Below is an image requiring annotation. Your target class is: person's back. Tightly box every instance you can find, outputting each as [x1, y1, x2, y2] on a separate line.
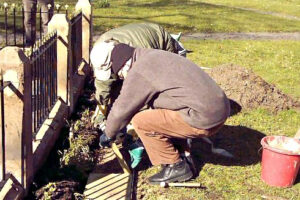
[97, 23, 177, 53]
[92, 23, 186, 107]
[105, 48, 230, 134]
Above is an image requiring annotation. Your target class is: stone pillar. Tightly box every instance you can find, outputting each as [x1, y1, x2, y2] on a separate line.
[0, 47, 33, 192]
[76, 0, 92, 65]
[48, 14, 71, 105]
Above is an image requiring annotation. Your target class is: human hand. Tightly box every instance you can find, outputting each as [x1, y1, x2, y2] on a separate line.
[99, 131, 113, 148]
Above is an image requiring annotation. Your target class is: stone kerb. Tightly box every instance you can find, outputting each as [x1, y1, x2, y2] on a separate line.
[48, 14, 71, 105]
[76, 0, 92, 65]
[0, 47, 33, 192]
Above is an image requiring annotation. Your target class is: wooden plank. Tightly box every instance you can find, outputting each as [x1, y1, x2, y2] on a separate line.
[111, 143, 131, 174]
[84, 173, 133, 200]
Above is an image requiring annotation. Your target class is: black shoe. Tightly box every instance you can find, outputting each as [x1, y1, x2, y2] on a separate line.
[185, 155, 197, 178]
[148, 159, 193, 184]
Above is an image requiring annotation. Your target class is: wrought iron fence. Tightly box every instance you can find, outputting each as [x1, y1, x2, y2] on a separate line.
[0, 3, 69, 49]
[30, 32, 58, 137]
[70, 12, 82, 74]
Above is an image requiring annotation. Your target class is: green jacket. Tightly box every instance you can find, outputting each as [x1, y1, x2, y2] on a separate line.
[96, 23, 177, 52]
[94, 23, 178, 105]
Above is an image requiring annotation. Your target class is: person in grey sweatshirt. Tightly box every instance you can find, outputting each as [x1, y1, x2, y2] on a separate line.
[92, 42, 230, 184]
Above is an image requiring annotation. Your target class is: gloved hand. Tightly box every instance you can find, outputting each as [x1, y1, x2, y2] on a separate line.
[128, 139, 144, 168]
[99, 131, 113, 148]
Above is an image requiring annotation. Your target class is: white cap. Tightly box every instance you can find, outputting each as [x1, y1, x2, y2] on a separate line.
[90, 41, 115, 81]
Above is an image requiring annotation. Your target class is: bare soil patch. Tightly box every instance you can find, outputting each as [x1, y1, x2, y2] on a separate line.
[206, 64, 300, 113]
[35, 181, 79, 200]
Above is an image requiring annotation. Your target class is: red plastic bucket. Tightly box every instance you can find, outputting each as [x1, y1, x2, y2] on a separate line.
[261, 136, 300, 187]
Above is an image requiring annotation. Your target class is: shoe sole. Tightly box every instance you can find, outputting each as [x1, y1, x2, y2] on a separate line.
[148, 171, 194, 185]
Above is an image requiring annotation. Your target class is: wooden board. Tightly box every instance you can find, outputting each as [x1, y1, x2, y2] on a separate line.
[84, 173, 133, 200]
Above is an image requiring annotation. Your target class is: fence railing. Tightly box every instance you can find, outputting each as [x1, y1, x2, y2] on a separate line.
[0, 3, 70, 49]
[70, 12, 82, 75]
[30, 32, 58, 137]
[0, 0, 91, 196]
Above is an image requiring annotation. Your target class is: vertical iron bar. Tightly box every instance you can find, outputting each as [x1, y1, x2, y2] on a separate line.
[49, 36, 53, 106]
[40, 42, 43, 122]
[45, 39, 49, 114]
[1, 72, 6, 181]
[42, 40, 46, 120]
[31, 54, 34, 135]
[13, 7, 16, 45]
[33, 49, 37, 134]
[22, 7, 25, 49]
[37, 46, 40, 128]
[54, 35, 57, 102]
[5, 7, 8, 46]
[39, 7, 42, 40]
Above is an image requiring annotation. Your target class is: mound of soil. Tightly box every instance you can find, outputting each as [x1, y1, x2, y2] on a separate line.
[206, 64, 300, 113]
[35, 181, 79, 200]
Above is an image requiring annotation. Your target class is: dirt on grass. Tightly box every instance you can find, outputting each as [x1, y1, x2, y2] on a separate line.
[206, 64, 300, 113]
[35, 181, 80, 200]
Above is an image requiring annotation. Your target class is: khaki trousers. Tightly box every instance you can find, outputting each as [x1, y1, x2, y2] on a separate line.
[132, 109, 224, 165]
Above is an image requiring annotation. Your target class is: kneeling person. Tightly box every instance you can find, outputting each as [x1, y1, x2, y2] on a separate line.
[94, 43, 230, 184]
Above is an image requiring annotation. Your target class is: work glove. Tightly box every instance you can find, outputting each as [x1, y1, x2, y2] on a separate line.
[99, 131, 113, 148]
[128, 139, 144, 168]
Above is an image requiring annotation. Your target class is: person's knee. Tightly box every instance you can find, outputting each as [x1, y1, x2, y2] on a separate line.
[132, 113, 144, 132]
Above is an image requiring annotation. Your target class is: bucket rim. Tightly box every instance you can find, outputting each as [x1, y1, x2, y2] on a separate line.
[261, 136, 300, 156]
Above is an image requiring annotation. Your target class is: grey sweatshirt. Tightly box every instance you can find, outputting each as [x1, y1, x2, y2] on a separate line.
[105, 48, 230, 138]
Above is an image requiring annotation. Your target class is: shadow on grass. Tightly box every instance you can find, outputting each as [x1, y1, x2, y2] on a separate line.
[92, 0, 299, 34]
[294, 173, 300, 185]
[191, 125, 266, 167]
[229, 99, 242, 116]
[92, 14, 196, 33]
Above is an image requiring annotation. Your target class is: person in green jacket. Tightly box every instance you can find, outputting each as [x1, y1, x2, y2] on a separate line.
[92, 23, 186, 108]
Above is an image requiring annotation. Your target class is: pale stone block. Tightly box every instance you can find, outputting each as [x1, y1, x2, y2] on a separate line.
[75, 0, 92, 65]
[0, 47, 33, 193]
[48, 14, 70, 104]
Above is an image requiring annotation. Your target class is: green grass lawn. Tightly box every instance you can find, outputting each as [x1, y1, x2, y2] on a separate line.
[1, 0, 300, 33]
[1, 0, 300, 199]
[184, 39, 300, 100]
[138, 108, 300, 200]
[91, 0, 300, 33]
[194, 0, 300, 18]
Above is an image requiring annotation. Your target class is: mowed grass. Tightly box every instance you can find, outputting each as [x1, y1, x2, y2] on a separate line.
[1, 0, 300, 199]
[184, 39, 300, 100]
[138, 108, 300, 199]
[194, 0, 300, 18]
[91, 0, 300, 33]
[1, 0, 300, 33]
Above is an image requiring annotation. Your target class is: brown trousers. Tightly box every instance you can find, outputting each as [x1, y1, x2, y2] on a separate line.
[132, 109, 224, 165]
